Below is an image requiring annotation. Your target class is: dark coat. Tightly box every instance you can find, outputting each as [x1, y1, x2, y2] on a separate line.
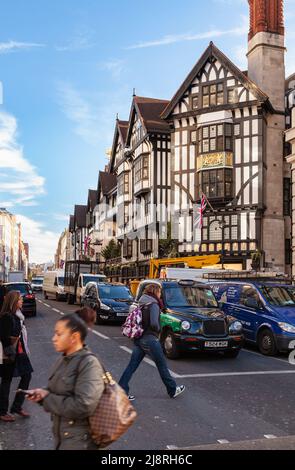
[0, 313, 33, 378]
[42, 347, 104, 450]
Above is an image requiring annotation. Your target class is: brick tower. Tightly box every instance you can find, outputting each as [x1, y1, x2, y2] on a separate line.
[247, 0, 287, 272]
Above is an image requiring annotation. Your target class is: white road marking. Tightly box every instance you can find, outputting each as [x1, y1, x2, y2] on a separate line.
[170, 370, 295, 379]
[52, 308, 60, 313]
[264, 435, 277, 439]
[119, 346, 179, 378]
[44, 304, 50, 308]
[166, 445, 178, 450]
[217, 439, 230, 444]
[91, 329, 110, 340]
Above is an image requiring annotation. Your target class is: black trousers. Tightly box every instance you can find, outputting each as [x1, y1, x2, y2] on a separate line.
[0, 364, 31, 415]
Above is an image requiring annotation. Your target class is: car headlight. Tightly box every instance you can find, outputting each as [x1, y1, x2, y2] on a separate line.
[101, 303, 111, 311]
[229, 321, 243, 334]
[181, 321, 191, 331]
[278, 322, 295, 333]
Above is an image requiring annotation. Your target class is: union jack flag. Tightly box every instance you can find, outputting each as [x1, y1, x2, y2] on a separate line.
[194, 194, 208, 229]
[84, 235, 91, 252]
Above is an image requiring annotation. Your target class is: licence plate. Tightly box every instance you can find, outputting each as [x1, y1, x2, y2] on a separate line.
[204, 341, 228, 348]
[116, 312, 128, 317]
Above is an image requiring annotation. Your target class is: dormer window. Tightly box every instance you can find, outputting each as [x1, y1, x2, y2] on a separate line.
[202, 83, 224, 108]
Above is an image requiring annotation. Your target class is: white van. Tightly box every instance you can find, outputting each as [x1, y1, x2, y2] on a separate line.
[75, 273, 107, 305]
[43, 271, 66, 301]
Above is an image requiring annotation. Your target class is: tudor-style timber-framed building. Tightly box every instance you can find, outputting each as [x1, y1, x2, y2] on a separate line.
[110, 97, 171, 280]
[161, 0, 291, 273]
[64, 0, 295, 278]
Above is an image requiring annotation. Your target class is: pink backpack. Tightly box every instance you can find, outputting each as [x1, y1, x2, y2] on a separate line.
[122, 305, 144, 339]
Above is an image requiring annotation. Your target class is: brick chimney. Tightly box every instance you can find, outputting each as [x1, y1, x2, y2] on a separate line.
[248, 0, 284, 40]
[247, 0, 285, 111]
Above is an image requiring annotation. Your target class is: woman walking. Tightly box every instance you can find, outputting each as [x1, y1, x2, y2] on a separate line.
[27, 308, 104, 450]
[119, 284, 185, 400]
[0, 291, 33, 422]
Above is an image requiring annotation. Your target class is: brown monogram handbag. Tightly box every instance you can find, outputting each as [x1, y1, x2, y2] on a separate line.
[79, 354, 137, 448]
[89, 369, 137, 448]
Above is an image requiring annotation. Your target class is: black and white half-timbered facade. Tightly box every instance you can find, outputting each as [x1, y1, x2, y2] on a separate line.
[161, 0, 291, 275]
[162, 42, 271, 270]
[111, 97, 171, 279]
[68, 0, 294, 276]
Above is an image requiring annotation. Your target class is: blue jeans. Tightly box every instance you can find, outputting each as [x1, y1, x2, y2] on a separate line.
[119, 335, 176, 397]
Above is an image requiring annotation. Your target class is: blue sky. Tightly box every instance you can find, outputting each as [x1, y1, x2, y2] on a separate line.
[0, 0, 295, 262]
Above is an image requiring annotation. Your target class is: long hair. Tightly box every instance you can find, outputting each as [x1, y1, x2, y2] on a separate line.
[0, 290, 21, 317]
[143, 284, 161, 297]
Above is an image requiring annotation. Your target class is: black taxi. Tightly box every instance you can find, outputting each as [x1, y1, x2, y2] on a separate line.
[135, 279, 244, 359]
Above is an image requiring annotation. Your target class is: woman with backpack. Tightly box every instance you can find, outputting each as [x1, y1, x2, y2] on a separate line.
[26, 308, 105, 450]
[0, 290, 33, 422]
[119, 284, 185, 400]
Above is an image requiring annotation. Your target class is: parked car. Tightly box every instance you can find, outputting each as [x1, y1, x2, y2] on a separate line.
[210, 281, 295, 356]
[43, 270, 66, 301]
[0, 282, 37, 317]
[134, 279, 244, 359]
[82, 282, 134, 324]
[31, 277, 44, 292]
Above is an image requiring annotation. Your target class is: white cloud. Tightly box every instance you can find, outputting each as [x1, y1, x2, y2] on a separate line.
[56, 28, 95, 52]
[99, 59, 125, 81]
[0, 41, 45, 54]
[0, 110, 45, 207]
[16, 214, 59, 264]
[56, 82, 128, 147]
[126, 16, 248, 49]
[53, 213, 69, 222]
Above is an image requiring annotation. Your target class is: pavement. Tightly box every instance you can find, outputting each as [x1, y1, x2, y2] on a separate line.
[1, 294, 295, 451]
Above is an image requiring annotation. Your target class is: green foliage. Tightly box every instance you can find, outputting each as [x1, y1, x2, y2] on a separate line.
[101, 239, 121, 260]
[158, 222, 179, 258]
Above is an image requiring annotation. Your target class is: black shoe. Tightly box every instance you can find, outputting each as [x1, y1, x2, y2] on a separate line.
[171, 385, 185, 398]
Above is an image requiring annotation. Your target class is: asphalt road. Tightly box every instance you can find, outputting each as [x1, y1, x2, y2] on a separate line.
[1, 294, 295, 451]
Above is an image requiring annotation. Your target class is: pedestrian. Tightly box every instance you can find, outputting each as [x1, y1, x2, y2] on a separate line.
[26, 307, 105, 450]
[0, 290, 33, 422]
[119, 284, 185, 400]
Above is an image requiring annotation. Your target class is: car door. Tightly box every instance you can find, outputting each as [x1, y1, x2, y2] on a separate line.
[230, 285, 263, 341]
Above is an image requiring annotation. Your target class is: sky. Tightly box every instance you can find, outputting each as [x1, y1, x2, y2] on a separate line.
[0, 0, 295, 263]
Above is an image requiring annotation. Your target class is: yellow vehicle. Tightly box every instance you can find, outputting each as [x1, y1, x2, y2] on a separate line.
[129, 254, 221, 296]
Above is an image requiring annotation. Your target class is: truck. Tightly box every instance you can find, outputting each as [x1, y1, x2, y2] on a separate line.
[64, 261, 107, 305]
[129, 254, 221, 296]
[8, 271, 25, 283]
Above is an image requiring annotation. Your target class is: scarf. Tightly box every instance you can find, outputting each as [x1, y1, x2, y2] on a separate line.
[15, 309, 30, 356]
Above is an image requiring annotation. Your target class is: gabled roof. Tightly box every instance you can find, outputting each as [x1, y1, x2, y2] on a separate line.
[110, 119, 129, 172]
[87, 189, 98, 212]
[97, 171, 117, 198]
[69, 215, 75, 232]
[74, 205, 87, 228]
[161, 42, 269, 119]
[126, 96, 170, 145]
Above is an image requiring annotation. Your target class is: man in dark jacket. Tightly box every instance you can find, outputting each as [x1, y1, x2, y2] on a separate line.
[119, 284, 185, 400]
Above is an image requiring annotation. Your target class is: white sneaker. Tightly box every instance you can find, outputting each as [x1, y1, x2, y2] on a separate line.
[172, 385, 185, 398]
[128, 395, 135, 401]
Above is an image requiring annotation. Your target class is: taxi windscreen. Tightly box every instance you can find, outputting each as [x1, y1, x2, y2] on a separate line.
[163, 285, 218, 308]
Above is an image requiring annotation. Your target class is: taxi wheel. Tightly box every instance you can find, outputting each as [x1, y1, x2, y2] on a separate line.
[258, 329, 277, 356]
[162, 331, 180, 359]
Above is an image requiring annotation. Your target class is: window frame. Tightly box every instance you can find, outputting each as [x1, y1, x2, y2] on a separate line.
[198, 123, 233, 154]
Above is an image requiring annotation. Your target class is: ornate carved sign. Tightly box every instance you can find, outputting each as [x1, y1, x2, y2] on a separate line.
[197, 152, 233, 171]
